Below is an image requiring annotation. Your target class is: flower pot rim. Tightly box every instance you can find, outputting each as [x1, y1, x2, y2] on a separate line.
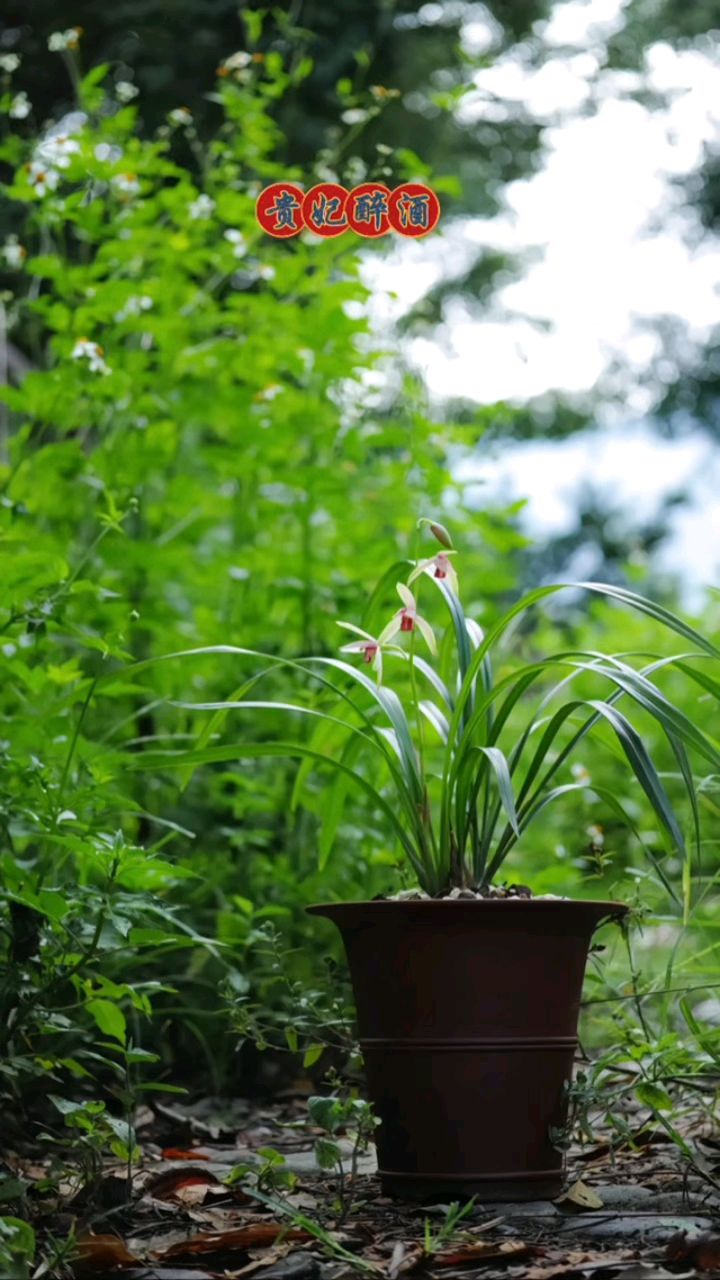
[307, 896, 627, 917]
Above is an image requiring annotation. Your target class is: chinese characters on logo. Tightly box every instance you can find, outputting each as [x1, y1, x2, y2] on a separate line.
[345, 183, 392, 237]
[388, 183, 441, 237]
[302, 183, 348, 237]
[256, 182, 440, 238]
[255, 183, 305, 238]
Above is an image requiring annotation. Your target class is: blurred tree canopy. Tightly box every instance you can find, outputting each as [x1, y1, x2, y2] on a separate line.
[5, 0, 548, 215]
[3, 0, 719, 584]
[606, 0, 720, 440]
[6, 0, 718, 423]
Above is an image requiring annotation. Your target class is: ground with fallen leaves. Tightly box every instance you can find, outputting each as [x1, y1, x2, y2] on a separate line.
[7, 1091, 720, 1279]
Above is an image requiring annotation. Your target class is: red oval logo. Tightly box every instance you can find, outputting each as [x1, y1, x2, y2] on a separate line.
[346, 183, 392, 238]
[388, 183, 441, 238]
[255, 183, 305, 238]
[302, 183, 349, 238]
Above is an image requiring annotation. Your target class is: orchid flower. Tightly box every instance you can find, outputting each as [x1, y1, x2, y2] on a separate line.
[408, 549, 459, 596]
[379, 584, 437, 655]
[337, 621, 385, 682]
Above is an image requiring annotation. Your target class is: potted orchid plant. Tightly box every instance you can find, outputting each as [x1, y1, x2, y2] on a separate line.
[169, 518, 720, 1200]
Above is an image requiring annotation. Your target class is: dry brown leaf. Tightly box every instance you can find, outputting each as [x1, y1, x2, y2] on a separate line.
[434, 1238, 537, 1268]
[555, 1180, 605, 1211]
[118, 1270, 221, 1279]
[575, 1142, 612, 1162]
[15, 1162, 48, 1181]
[73, 1232, 140, 1270]
[285, 1190, 321, 1212]
[577, 1126, 670, 1163]
[666, 1232, 720, 1272]
[387, 1241, 425, 1277]
[147, 1166, 221, 1203]
[228, 1242, 296, 1277]
[161, 1147, 211, 1160]
[153, 1223, 311, 1260]
[467, 1216, 506, 1236]
[185, 1204, 250, 1230]
[173, 1182, 224, 1207]
[524, 1249, 639, 1279]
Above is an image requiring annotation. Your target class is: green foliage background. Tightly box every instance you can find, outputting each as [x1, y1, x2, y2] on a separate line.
[0, 40, 535, 1103]
[0, 14, 719, 1269]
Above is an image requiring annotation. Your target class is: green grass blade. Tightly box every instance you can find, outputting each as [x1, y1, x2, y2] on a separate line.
[587, 699, 687, 858]
[474, 746, 519, 837]
[390, 649, 455, 710]
[419, 699, 450, 743]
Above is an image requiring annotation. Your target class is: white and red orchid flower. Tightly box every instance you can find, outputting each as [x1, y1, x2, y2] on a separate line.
[337, 621, 385, 682]
[380, 584, 437, 655]
[408, 549, 459, 596]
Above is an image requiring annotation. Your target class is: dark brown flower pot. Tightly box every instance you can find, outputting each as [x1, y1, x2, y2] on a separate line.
[307, 898, 626, 1202]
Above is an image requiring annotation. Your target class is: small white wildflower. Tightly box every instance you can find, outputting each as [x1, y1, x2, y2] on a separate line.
[571, 763, 591, 784]
[9, 91, 31, 119]
[586, 823, 605, 848]
[2, 643, 17, 658]
[224, 228, 247, 258]
[0, 54, 20, 73]
[3, 235, 26, 269]
[26, 161, 60, 196]
[114, 295, 153, 322]
[49, 110, 86, 137]
[218, 51, 252, 75]
[48, 28, 82, 52]
[72, 337, 111, 375]
[257, 383, 283, 401]
[189, 193, 215, 220]
[341, 107, 368, 125]
[257, 264, 275, 281]
[35, 133, 80, 169]
[112, 172, 140, 197]
[115, 80, 139, 102]
[94, 142, 122, 163]
[346, 156, 368, 183]
[168, 107, 192, 127]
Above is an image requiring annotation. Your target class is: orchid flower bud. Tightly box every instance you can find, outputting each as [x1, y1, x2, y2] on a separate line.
[429, 521, 453, 549]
